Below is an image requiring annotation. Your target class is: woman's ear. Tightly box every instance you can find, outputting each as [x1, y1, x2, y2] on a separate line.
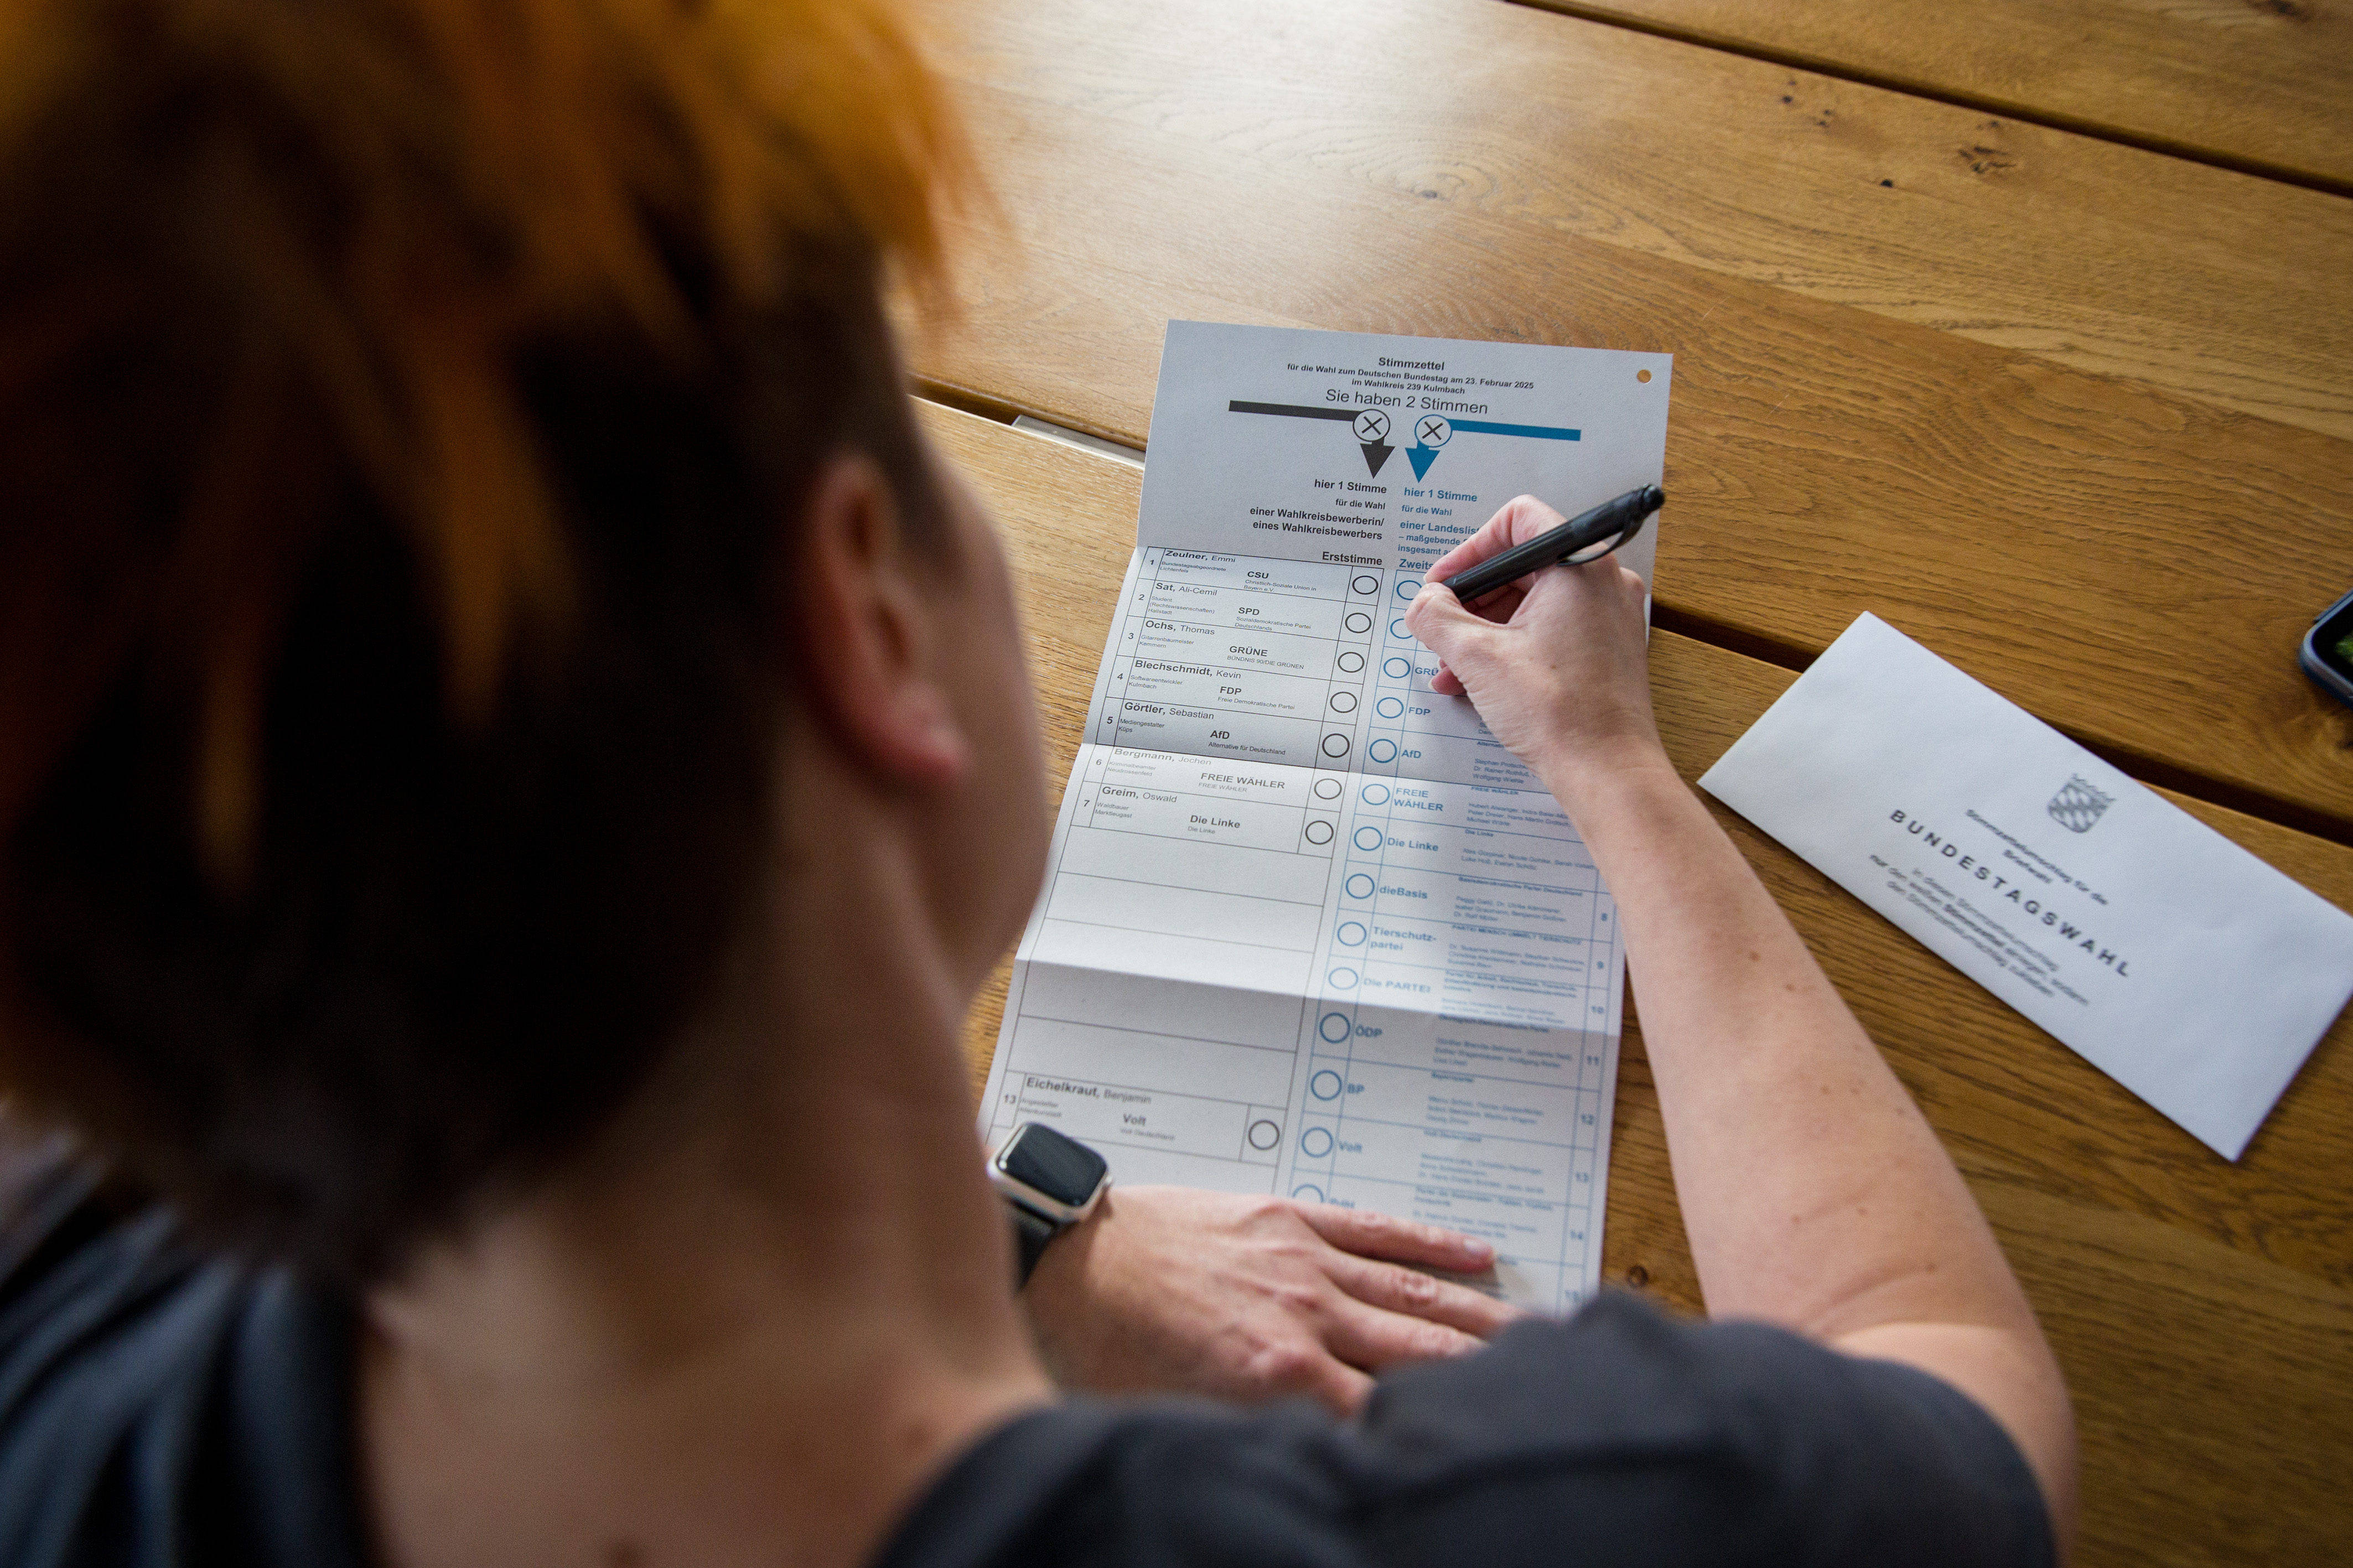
[788, 454, 970, 788]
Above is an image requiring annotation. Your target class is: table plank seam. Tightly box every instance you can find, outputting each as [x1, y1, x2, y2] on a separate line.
[1645, 601, 2353, 854]
[1510, 0, 2353, 201]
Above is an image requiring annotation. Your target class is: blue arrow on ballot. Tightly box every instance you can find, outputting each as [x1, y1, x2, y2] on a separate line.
[1406, 413, 1580, 479]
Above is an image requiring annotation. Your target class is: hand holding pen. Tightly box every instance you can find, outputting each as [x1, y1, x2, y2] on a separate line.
[1438, 484, 1663, 604]
[1404, 487, 1668, 782]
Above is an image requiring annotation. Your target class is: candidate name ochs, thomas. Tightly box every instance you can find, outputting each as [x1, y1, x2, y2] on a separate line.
[1889, 809, 2132, 978]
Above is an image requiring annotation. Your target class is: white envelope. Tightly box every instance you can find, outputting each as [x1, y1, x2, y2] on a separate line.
[1699, 612, 2353, 1160]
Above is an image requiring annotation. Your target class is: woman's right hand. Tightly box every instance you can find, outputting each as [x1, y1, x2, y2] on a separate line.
[1404, 494, 1667, 792]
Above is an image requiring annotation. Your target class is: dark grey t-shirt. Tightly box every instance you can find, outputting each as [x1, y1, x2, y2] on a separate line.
[0, 1145, 2051, 1568]
[878, 1297, 2054, 1568]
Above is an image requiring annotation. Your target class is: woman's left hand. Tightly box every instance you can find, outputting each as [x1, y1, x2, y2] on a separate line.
[1020, 1185, 1520, 1416]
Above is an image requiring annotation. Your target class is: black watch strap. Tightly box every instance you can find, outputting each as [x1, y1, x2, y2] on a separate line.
[1007, 1200, 1060, 1289]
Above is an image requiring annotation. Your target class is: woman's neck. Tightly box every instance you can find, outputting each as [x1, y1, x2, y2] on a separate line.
[357, 790, 1051, 1568]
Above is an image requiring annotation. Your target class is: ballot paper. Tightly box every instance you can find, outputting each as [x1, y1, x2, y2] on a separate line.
[1700, 613, 2353, 1160]
[977, 321, 1671, 1313]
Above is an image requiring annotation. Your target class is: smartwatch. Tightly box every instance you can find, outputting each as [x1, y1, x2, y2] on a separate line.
[988, 1122, 1111, 1289]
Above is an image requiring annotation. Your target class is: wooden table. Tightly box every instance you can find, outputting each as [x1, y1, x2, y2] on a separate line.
[907, 4, 2353, 1560]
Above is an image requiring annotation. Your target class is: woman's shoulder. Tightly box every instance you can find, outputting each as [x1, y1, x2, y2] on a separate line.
[0, 1120, 366, 1568]
[875, 1291, 2054, 1568]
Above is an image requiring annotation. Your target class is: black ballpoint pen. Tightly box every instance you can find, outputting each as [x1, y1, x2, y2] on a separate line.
[1438, 484, 1665, 603]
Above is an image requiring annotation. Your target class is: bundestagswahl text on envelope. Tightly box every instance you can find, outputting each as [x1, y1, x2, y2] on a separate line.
[1699, 613, 2353, 1160]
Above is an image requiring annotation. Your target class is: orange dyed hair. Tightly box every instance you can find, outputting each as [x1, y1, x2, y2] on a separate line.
[0, 0, 958, 873]
[0, 0, 966, 1278]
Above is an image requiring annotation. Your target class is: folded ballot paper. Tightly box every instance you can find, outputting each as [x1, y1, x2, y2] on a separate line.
[977, 321, 1671, 1315]
[1699, 613, 2353, 1160]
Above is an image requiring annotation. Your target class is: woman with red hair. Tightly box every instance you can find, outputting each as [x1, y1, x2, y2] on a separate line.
[0, 2, 2070, 1564]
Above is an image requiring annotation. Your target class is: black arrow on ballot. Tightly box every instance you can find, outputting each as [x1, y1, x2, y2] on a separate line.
[1228, 400, 1396, 479]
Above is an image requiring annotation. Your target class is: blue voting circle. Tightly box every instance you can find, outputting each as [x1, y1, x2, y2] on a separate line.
[1395, 579, 1422, 600]
[1310, 1067, 1345, 1095]
[1389, 618, 1408, 639]
[1383, 656, 1412, 679]
[1317, 1016, 1351, 1046]
[1291, 1183, 1326, 1202]
[1336, 921, 1367, 946]
[1352, 825, 1385, 852]
[1360, 783, 1390, 804]
[1327, 967, 1359, 989]
[1344, 874, 1375, 899]
[1368, 739, 1398, 764]
[1376, 696, 1404, 719]
[1300, 1126, 1334, 1159]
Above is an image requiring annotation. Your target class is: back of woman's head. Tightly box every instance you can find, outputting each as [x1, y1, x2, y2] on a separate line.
[0, 0, 960, 1282]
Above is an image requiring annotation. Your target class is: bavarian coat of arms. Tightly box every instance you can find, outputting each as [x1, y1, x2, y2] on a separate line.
[2047, 775, 2113, 834]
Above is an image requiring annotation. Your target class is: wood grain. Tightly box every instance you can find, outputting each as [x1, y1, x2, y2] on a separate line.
[1526, 0, 2353, 194]
[893, 0, 2353, 836]
[906, 0, 2353, 439]
[927, 399, 2353, 1567]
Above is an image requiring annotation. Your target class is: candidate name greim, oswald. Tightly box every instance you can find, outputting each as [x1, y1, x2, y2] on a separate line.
[1890, 809, 2130, 978]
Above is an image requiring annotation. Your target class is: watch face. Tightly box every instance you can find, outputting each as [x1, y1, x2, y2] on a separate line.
[999, 1124, 1108, 1208]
